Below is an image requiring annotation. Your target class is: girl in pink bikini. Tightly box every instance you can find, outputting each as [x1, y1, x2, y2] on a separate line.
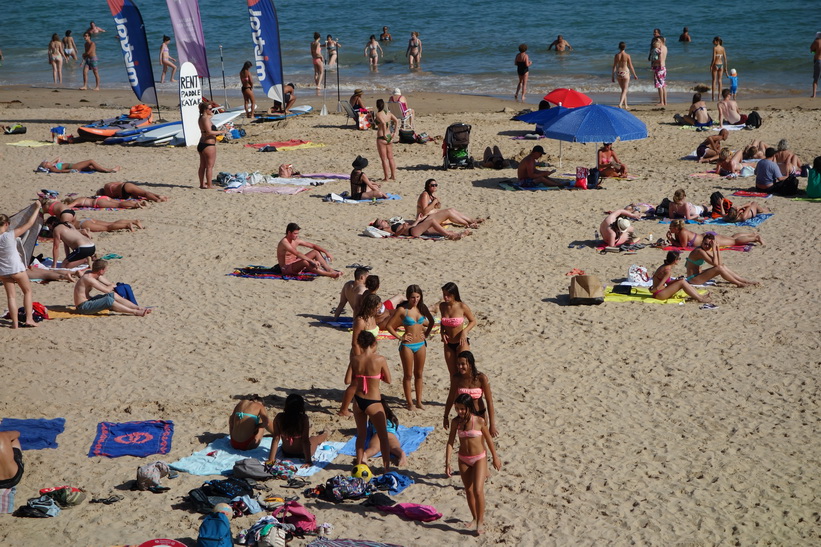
[267, 394, 328, 467]
[443, 351, 497, 437]
[439, 282, 477, 376]
[445, 393, 502, 536]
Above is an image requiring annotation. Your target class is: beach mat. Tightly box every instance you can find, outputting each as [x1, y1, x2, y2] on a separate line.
[6, 140, 53, 147]
[225, 185, 307, 195]
[689, 171, 723, 178]
[170, 436, 344, 477]
[307, 540, 404, 547]
[657, 213, 772, 228]
[792, 197, 821, 202]
[9, 203, 42, 267]
[498, 181, 566, 191]
[604, 286, 704, 304]
[47, 305, 110, 318]
[339, 426, 434, 459]
[662, 244, 752, 252]
[88, 420, 174, 458]
[0, 418, 65, 450]
[326, 193, 402, 203]
[732, 191, 772, 198]
[320, 317, 440, 339]
[228, 266, 317, 281]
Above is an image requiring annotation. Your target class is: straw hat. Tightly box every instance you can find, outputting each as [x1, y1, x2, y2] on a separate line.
[354, 89, 363, 96]
[352, 156, 369, 169]
[616, 217, 631, 231]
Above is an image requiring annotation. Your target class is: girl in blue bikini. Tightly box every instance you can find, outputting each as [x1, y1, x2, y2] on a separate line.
[386, 285, 435, 411]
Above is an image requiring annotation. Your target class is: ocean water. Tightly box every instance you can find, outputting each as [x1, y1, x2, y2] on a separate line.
[1, 0, 819, 104]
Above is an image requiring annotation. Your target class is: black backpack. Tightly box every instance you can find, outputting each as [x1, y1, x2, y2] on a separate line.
[185, 488, 231, 514]
[746, 111, 762, 129]
[205, 477, 254, 499]
[655, 197, 672, 218]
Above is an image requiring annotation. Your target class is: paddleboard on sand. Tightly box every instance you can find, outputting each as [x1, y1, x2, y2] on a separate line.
[134, 110, 243, 145]
[254, 105, 312, 122]
[77, 115, 152, 141]
[101, 121, 182, 145]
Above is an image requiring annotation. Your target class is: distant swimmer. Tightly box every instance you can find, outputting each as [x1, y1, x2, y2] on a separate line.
[679, 27, 691, 43]
[85, 21, 106, 35]
[548, 35, 572, 52]
[811, 31, 821, 98]
[380, 26, 392, 42]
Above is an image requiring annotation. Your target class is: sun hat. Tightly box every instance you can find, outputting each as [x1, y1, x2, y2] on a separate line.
[616, 217, 631, 231]
[352, 156, 369, 169]
[392, 88, 401, 96]
[354, 89, 363, 96]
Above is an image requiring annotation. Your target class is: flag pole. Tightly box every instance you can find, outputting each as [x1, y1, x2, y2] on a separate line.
[219, 45, 229, 108]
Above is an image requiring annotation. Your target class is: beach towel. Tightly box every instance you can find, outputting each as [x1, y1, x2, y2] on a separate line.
[658, 213, 772, 228]
[372, 472, 414, 496]
[325, 193, 401, 203]
[6, 140, 53, 147]
[225, 186, 307, 195]
[0, 418, 65, 450]
[662, 244, 752, 252]
[732, 190, 772, 198]
[604, 286, 705, 304]
[689, 170, 723, 178]
[0, 488, 14, 513]
[376, 503, 442, 522]
[300, 173, 350, 180]
[340, 426, 434, 459]
[563, 172, 637, 181]
[228, 266, 317, 281]
[712, 124, 746, 131]
[498, 180, 569, 191]
[320, 317, 439, 339]
[46, 306, 110, 318]
[245, 139, 312, 149]
[169, 436, 345, 477]
[307, 540, 404, 547]
[88, 420, 174, 458]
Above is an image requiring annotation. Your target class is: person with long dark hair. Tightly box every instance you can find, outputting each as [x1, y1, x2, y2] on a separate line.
[439, 282, 477, 376]
[650, 251, 712, 303]
[364, 398, 408, 466]
[386, 285, 435, 411]
[267, 394, 329, 466]
[197, 102, 224, 189]
[444, 351, 497, 437]
[240, 61, 256, 118]
[416, 179, 484, 226]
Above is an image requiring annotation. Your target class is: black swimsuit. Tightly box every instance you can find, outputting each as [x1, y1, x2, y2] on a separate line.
[0, 448, 24, 489]
[197, 124, 218, 153]
[351, 170, 366, 200]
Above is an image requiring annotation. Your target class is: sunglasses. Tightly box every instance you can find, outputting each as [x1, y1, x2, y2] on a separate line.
[429, 183, 438, 187]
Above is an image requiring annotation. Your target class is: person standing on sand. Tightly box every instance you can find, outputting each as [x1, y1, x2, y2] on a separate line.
[0, 208, 40, 329]
[651, 36, 668, 106]
[80, 32, 100, 91]
[197, 102, 224, 189]
[48, 33, 65, 85]
[811, 32, 821, 98]
[374, 99, 398, 181]
[514, 44, 531, 102]
[613, 42, 638, 109]
[311, 32, 324, 89]
[159, 35, 177, 83]
[62, 31, 77, 61]
[240, 61, 256, 118]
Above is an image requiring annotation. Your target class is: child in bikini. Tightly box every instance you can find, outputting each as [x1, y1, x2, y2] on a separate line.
[267, 394, 329, 467]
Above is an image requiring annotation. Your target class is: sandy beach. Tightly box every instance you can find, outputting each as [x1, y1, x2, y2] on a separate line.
[1, 83, 820, 546]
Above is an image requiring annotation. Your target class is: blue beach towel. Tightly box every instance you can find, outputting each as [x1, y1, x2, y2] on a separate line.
[354, 193, 401, 203]
[88, 420, 174, 458]
[0, 418, 65, 450]
[170, 436, 345, 477]
[340, 425, 434, 458]
[372, 471, 414, 495]
[657, 213, 772, 228]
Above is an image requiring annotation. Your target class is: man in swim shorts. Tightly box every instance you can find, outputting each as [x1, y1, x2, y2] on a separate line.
[811, 31, 821, 98]
[334, 267, 370, 318]
[0, 431, 24, 495]
[517, 146, 564, 187]
[73, 259, 151, 316]
[80, 32, 100, 91]
[276, 223, 341, 278]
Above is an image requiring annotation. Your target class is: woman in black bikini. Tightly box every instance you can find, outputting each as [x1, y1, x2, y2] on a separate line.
[197, 102, 224, 189]
[514, 44, 531, 102]
[240, 61, 255, 118]
[374, 99, 398, 182]
[350, 156, 387, 200]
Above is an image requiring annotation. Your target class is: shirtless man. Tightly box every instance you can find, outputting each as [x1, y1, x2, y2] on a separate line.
[548, 35, 572, 52]
[333, 267, 370, 318]
[73, 259, 151, 316]
[0, 431, 24, 492]
[679, 27, 691, 43]
[276, 223, 341, 278]
[80, 32, 100, 91]
[85, 21, 106, 35]
[811, 32, 821, 98]
[229, 396, 271, 450]
[717, 89, 747, 125]
[517, 145, 562, 187]
[62, 30, 78, 61]
[599, 209, 642, 247]
[47, 216, 95, 269]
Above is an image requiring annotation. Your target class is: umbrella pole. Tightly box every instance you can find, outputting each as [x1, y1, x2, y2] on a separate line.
[559, 141, 563, 169]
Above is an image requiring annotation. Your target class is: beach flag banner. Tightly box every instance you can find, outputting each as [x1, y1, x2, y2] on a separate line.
[179, 62, 202, 147]
[107, 0, 158, 105]
[165, 0, 210, 78]
[247, 0, 284, 103]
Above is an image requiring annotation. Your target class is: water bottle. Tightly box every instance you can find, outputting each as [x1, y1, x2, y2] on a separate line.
[594, 230, 599, 241]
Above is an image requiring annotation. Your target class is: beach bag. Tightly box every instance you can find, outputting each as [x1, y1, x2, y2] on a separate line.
[399, 129, 416, 144]
[415, 132, 431, 144]
[271, 501, 317, 533]
[745, 111, 762, 129]
[258, 525, 288, 547]
[205, 477, 254, 500]
[807, 168, 821, 198]
[739, 165, 755, 178]
[323, 475, 369, 502]
[262, 460, 297, 480]
[655, 197, 672, 218]
[569, 275, 604, 305]
[196, 511, 232, 547]
[587, 168, 600, 189]
[4, 124, 26, 134]
[41, 486, 86, 507]
[114, 283, 137, 305]
[26, 495, 61, 517]
[186, 488, 229, 514]
[233, 458, 274, 480]
[575, 167, 589, 189]
[128, 104, 152, 119]
[357, 111, 372, 130]
[627, 265, 650, 284]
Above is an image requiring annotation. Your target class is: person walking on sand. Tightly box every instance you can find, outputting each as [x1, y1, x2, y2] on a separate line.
[514, 44, 531, 101]
[651, 36, 668, 106]
[159, 35, 177, 83]
[811, 32, 821, 98]
[0, 208, 40, 328]
[311, 32, 324, 89]
[48, 34, 65, 84]
[277, 222, 341, 278]
[613, 42, 638, 109]
[710, 36, 728, 101]
[80, 32, 100, 91]
[62, 30, 77, 61]
[374, 99, 398, 182]
[73, 259, 152, 316]
[240, 61, 256, 118]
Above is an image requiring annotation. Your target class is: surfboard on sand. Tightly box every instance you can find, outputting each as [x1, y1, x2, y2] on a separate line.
[9, 203, 43, 266]
[254, 105, 312, 122]
[133, 110, 243, 146]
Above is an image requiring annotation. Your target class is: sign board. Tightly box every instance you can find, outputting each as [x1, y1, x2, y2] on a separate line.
[179, 62, 202, 147]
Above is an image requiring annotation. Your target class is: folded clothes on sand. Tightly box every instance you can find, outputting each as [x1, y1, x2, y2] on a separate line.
[0, 418, 65, 450]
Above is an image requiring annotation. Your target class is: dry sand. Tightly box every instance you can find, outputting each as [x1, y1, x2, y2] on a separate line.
[1, 84, 820, 546]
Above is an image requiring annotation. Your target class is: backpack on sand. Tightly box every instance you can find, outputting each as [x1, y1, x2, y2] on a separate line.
[745, 111, 762, 129]
[196, 512, 232, 547]
[271, 501, 317, 534]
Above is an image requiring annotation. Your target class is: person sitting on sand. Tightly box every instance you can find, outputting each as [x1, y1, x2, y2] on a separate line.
[650, 251, 712, 303]
[685, 233, 758, 287]
[668, 189, 708, 220]
[774, 139, 803, 176]
[517, 145, 562, 187]
[96, 181, 167, 202]
[677, 93, 713, 127]
[267, 394, 329, 467]
[696, 129, 729, 163]
[276, 222, 341, 278]
[416, 178, 484, 226]
[46, 216, 96, 269]
[73, 259, 152, 316]
[1, 209, 40, 329]
[443, 350, 498, 438]
[371, 209, 472, 240]
[599, 209, 642, 246]
[717, 89, 748, 126]
[716, 147, 744, 176]
[350, 156, 388, 200]
[361, 274, 404, 329]
[480, 146, 508, 169]
[597, 142, 628, 178]
[229, 395, 271, 450]
[37, 158, 120, 174]
[667, 219, 764, 248]
[742, 139, 769, 160]
[723, 202, 770, 223]
[0, 430, 24, 489]
[363, 398, 408, 467]
[59, 209, 144, 233]
[26, 263, 78, 283]
[333, 267, 370, 318]
[755, 147, 798, 195]
[269, 83, 296, 114]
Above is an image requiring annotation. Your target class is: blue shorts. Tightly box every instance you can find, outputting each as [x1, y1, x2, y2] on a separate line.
[76, 292, 115, 314]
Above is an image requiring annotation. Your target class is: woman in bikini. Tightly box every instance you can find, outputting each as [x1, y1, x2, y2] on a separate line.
[710, 37, 728, 101]
[240, 61, 256, 118]
[326, 35, 340, 68]
[158, 35, 177, 83]
[406, 32, 422, 69]
[723, 202, 770, 223]
[597, 142, 628, 178]
[58, 209, 144, 233]
[685, 233, 758, 287]
[445, 393, 502, 536]
[363, 398, 407, 466]
[229, 395, 270, 451]
[62, 31, 77, 61]
[650, 251, 711, 303]
[197, 102, 224, 189]
[364, 35, 383, 70]
[668, 189, 708, 220]
[346, 330, 392, 471]
[417, 179, 484, 226]
[350, 156, 387, 200]
[371, 209, 472, 240]
[386, 285, 435, 411]
[514, 44, 531, 102]
[311, 32, 324, 89]
[716, 147, 744, 176]
[612, 42, 638, 109]
[681, 92, 713, 128]
[439, 282, 477, 377]
[667, 219, 764, 248]
[374, 99, 398, 181]
[96, 181, 167, 202]
[38, 158, 119, 174]
[742, 140, 769, 160]
[40, 196, 145, 217]
[444, 351, 497, 437]
[48, 33, 65, 84]
[267, 394, 329, 466]
[339, 294, 383, 416]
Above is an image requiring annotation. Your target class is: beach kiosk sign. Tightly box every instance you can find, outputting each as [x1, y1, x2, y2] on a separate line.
[179, 62, 202, 147]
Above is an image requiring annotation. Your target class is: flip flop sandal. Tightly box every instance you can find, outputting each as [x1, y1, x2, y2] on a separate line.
[148, 485, 171, 493]
[90, 495, 124, 505]
[283, 478, 309, 489]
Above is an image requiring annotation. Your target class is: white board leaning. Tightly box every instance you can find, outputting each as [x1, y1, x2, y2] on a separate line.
[179, 62, 202, 147]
